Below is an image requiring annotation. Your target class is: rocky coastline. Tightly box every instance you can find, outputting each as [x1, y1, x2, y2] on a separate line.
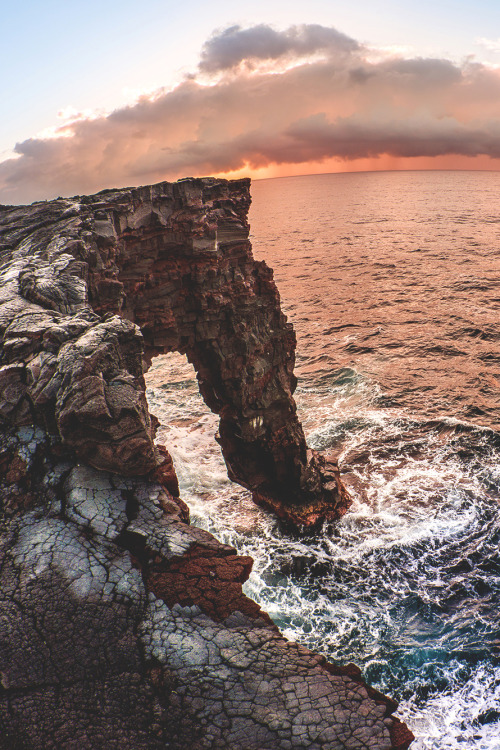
[0, 177, 413, 749]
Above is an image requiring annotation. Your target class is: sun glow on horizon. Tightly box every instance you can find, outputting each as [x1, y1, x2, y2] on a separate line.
[216, 154, 500, 184]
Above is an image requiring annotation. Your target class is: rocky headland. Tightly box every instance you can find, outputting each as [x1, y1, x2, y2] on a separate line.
[0, 178, 413, 749]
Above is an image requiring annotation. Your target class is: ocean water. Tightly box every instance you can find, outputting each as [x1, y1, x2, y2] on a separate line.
[145, 171, 500, 749]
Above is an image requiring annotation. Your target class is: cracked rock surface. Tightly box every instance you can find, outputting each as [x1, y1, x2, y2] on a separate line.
[0, 179, 413, 748]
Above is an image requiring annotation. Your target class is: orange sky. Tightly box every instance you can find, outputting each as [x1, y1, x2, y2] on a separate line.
[222, 154, 500, 182]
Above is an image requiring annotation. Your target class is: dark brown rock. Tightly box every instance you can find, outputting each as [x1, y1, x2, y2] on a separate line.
[1, 177, 350, 525]
[145, 544, 269, 622]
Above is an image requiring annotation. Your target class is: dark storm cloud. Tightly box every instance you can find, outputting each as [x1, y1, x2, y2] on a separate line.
[286, 113, 500, 159]
[2, 23, 500, 204]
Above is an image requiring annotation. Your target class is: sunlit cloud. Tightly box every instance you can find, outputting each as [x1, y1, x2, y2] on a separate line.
[476, 37, 500, 53]
[121, 85, 172, 105]
[362, 44, 417, 65]
[3, 23, 500, 204]
[34, 106, 106, 141]
[198, 23, 360, 73]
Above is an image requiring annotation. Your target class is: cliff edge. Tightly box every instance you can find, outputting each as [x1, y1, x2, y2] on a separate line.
[0, 178, 413, 749]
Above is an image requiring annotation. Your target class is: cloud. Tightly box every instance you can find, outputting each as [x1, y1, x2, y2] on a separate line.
[198, 23, 360, 72]
[3, 23, 500, 204]
[476, 37, 500, 53]
[286, 112, 500, 160]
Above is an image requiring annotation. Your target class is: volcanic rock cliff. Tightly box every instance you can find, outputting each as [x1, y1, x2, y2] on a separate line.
[0, 178, 413, 749]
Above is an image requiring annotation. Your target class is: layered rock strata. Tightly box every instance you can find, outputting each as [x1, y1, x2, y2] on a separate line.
[0, 179, 413, 749]
[1, 177, 349, 526]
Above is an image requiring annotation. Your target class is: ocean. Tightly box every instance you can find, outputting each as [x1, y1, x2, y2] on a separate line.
[145, 170, 500, 749]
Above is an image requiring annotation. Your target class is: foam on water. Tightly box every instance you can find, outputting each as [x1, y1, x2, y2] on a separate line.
[146, 350, 500, 750]
[398, 665, 500, 750]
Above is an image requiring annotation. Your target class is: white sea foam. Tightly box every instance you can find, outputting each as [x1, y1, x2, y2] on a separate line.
[398, 665, 500, 750]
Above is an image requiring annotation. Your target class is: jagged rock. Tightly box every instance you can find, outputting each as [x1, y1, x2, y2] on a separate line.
[1, 177, 350, 526]
[0, 179, 413, 749]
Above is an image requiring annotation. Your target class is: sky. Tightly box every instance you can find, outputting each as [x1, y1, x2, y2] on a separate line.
[2, 0, 500, 203]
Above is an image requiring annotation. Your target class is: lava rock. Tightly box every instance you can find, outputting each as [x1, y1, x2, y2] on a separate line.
[0, 178, 413, 749]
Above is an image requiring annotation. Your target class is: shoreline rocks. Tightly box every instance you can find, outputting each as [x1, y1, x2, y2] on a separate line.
[0, 178, 413, 749]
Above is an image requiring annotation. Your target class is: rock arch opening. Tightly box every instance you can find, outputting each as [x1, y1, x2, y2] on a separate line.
[145, 351, 226, 497]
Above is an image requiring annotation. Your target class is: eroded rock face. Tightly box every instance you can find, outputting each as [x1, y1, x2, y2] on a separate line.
[0, 179, 413, 749]
[0, 177, 350, 526]
[0, 429, 412, 750]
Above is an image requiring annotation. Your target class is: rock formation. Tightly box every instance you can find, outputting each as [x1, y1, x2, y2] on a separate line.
[0, 178, 413, 749]
[1, 177, 350, 527]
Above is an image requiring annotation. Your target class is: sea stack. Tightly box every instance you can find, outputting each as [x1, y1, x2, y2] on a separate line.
[0, 178, 412, 749]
